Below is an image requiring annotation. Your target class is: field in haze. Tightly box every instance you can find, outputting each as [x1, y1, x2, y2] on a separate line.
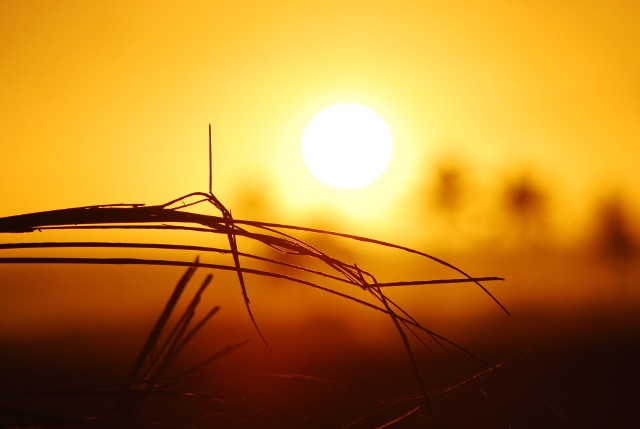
[1, 232, 638, 427]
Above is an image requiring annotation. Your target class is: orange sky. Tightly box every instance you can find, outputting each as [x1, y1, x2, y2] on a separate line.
[1, 0, 639, 243]
[2, 6, 640, 406]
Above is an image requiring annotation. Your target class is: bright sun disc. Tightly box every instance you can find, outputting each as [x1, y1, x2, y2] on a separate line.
[301, 103, 393, 190]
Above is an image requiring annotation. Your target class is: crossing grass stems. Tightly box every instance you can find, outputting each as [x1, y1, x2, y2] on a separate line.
[0, 126, 579, 428]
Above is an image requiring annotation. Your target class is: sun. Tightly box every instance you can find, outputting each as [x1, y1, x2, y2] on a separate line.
[301, 103, 393, 190]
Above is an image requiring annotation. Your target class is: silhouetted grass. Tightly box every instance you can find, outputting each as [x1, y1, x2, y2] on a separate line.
[0, 264, 348, 427]
[0, 126, 579, 428]
[0, 192, 580, 428]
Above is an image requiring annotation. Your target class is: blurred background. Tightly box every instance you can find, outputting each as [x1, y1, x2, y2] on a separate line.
[1, 1, 639, 427]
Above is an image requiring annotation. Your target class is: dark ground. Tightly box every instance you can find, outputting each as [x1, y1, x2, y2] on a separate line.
[1, 305, 638, 429]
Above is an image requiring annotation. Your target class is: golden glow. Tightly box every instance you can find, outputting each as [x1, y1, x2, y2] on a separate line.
[301, 103, 393, 190]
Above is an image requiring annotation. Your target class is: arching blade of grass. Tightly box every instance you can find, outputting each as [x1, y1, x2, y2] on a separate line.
[0, 193, 507, 314]
[0, 255, 496, 335]
[0, 241, 502, 289]
[0, 192, 553, 427]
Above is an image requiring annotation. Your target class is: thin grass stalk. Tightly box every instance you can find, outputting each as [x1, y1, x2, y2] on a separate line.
[114, 262, 197, 417]
[0, 194, 508, 314]
[143, 275, 215, 382]
[149, 305, 221, 385]
[168, 305, 220, 366]
[370, 285, 435, 428]
[151, 306, 224, 392]
[181, 339, 252, 378]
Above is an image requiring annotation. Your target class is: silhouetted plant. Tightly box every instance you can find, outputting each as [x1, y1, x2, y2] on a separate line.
[0, 127, 580, 428]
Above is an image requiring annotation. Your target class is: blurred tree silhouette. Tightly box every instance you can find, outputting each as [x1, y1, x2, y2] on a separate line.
[500, 173, 549, 247]
[591, 194, 637, 261]
[433, 161, 466, 213]
[427, 158, 474, 231]
[418, 157, 477, 249]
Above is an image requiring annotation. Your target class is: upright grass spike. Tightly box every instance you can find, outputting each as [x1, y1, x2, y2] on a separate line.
[114, 259, 197, 417]
[208, 124, 213, 195]
[141, 274, 217, 383]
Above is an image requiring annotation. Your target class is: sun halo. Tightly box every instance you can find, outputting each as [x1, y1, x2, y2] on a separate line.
[301, 103, 393, 190]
